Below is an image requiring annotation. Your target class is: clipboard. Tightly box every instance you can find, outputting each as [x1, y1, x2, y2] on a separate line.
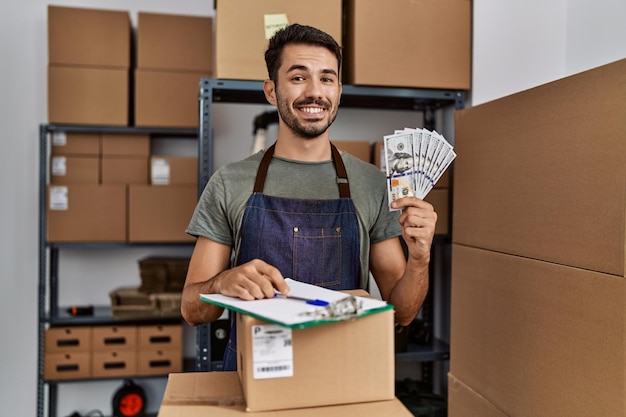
[200, 278, 393, 329]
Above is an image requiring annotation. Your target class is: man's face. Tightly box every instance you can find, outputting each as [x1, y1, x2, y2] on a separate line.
[272, 44, 342, 139]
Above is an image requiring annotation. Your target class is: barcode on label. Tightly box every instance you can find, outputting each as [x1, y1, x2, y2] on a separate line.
[255, 364, 291, 373]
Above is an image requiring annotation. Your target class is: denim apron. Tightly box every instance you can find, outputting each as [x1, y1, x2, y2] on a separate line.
[221, 143, 361, 370]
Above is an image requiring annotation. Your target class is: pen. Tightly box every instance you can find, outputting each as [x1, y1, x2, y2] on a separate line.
[274, 292, 330, 307]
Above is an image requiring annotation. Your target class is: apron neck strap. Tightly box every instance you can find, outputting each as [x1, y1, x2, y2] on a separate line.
[253, 142, 351, 198]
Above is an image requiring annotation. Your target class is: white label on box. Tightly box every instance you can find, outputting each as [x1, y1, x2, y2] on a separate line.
[51, 156, 67, 176]
[49, 186, 69, 211]
[52, 132, 67, 146]
[151, 158, 170, 185]
[264, 14, 289, 40]
[251, 324, 293, 379]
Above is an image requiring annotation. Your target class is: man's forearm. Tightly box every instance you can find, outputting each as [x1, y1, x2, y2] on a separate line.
[388, 258, 429, 326]
[181, 281, 224, 326]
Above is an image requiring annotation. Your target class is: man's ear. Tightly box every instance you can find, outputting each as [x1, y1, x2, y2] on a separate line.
[263, 79, 277, 105]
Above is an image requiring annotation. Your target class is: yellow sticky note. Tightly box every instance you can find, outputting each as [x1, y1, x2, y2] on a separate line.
[264, 14, 289, 39]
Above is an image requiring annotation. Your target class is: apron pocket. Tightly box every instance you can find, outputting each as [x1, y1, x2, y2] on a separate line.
[292, 226, 342, 288]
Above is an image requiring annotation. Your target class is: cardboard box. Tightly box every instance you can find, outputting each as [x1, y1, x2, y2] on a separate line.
[137, 349, 182, 376]
[101, 134, 150, 157]
[101, 157, 149, 185]
[158, 371, 414, 416]
[453, 58, 626, 276]
[49, 156, 100, 184]
[48, 66, 129, 126]
[138, 325, 182, 349]
[128, 185, 197, 242]
[151, 156, 198, 186]
[449, 245, 626, 417]
[448, 374, 509, 417]
[344, 0, 471, 89]
[92, 326, 137, 351]
[137, 12, 213, 72]
[50, 132, 100, 156]
[333, 140, 371, 163]
[47, 184, 126, 242]
[48, 5, 130, 68]
[215, 0, 342, 80]
[424, 188, 449, 236]
[237, 309, 395, 411]
[45, 327, 92, 353]
[91, 350, 137, 378]
[44, 352, 91, 380]
[134, 69, 207, 128]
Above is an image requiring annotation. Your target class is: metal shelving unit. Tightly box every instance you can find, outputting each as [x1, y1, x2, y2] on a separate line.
[37, 124, 198, 417]
[195, 78, 465, 379]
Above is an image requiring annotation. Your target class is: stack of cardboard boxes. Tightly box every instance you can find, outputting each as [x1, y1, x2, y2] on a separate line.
[449, 59, 626, 416]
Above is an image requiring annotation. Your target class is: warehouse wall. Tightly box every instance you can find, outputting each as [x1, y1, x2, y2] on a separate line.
[0, 0, 624, 416]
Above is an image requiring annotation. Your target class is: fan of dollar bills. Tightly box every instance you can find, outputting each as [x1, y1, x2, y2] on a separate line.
[384, 128, 456, 209]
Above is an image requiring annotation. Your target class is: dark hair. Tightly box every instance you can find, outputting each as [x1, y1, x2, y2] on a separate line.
[264, 23, 342, 82]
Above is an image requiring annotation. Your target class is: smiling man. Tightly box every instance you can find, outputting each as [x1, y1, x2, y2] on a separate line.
[181, 24, 437, 371]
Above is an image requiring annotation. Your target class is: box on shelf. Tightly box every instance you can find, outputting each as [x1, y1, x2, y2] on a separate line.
[101, 157, 149, 185]
[215, 0, 342, 80]
[333, 140, 371, 163]
[44, 352, 91, 380]
[47, 184, 126, 242]
[48, 66, 129, 126]
[138, 324, 182, 350]
[48, 5, 131, 68]
[92, 326, 137, 351]
[49, 156, 100, 185]
[344, 0, 471, 89]
[137, 12, 213, 72]
[128, 185, 197, 243]
[237, 308, 395, 412]
[448, 373, 509, 417]
[109, 287, 182, 319]
[138, 256, 190, 293]
[45, 327, 92, 353]
[150, 156, 198, 186]
[134, 69, 207, 128]
[50, 132, 100, 156]
[101, 134, 150, 157]
[158, 372, 414, 416]
[137, 349, 182, 376]
[91, 350, 137, 378]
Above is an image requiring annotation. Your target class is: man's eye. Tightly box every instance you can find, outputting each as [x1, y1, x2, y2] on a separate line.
[292, 76, 305, 82]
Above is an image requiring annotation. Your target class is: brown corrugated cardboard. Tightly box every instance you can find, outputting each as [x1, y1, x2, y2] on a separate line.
[49, 156, 100, 184]
[101, 134, 150, 157]
[344, 0, 471, 89]
[447, 374, 509, 417]
[128, 185, 197, 243]
[424, 188, 449, 236]
[44, 352, 91, 380]
[91, 350, 137, 378]
[138, 325, 183, 349]
[50, 132, 100, 156]
[453, 58, 626, 276]
[135, 69, 207, 128]
[237, 309, 395, 412]
[101, 157, 149, 185]
[47, 184, 126, 242]
[158, 371, 414, 416]
[137, 12, 213, 72]
[150, 156, 198, 186]
[215, 0, 342, 80]
[48, 5, 130, 68]
[449, 244, 626, 417]
[48, 66, 129, 126]
[333, 140, 371, 163]
[92, 326, 137, 351]
[137, 349, 182, 376]
[45, 327, 92, 353]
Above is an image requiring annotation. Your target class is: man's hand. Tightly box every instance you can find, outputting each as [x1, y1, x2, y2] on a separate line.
[211, 259, 290, 300]
[390, 197, 437, 264]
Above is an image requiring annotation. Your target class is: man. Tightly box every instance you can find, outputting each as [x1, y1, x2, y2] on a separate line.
[181, 23, 437, 371]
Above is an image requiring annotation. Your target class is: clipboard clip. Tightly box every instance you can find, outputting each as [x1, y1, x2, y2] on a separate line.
[298, 295, 364, 321]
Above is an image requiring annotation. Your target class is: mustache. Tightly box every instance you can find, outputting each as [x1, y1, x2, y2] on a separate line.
[294, 98, 331, 109]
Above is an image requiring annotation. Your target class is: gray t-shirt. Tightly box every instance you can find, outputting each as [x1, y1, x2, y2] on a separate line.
[186, 148, 402, 289]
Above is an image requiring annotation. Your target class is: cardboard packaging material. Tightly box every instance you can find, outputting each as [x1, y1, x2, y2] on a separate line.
[134, 69, 207, 128]
[45, 327, 92, 353]
[47, 184, 126, 242]
[48, 5, 130, 68]
[138, 325, 182, 349]
[101, 157, 149, 185]
[91, 350, 137, 378]
[101, 134, 150, 157]
[137, 12, 213, 72]
[44, 352, 91, 380]
[215, 0, 342, 80]
[447, 374, 509, 417]
[158, 371, 414, 416]
[48, 66, 129, 126]
[137, 349, 182, 376]
[49, 156, 100, 185]
[332, 140, 371, 163]
[237, 309, 395, 412]
[92, 326, 138, 351]
[453, 58, 626, 276]
[50, 132, 100, 156]
[150, 156, 198, 186]
[424, 188, 449, 236]
[450, 244, 626, 417]
[344, 0, 471, 89]
[128, 185, 197, 243]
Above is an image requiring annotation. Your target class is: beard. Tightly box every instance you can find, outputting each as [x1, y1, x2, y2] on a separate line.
[275, 92, 339, 139]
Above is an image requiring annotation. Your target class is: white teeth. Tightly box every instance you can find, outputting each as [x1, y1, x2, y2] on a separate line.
[301, 107, 323, 114]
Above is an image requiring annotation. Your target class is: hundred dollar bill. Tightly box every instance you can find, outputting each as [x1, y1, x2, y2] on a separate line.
[384, 131, 415, 210]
